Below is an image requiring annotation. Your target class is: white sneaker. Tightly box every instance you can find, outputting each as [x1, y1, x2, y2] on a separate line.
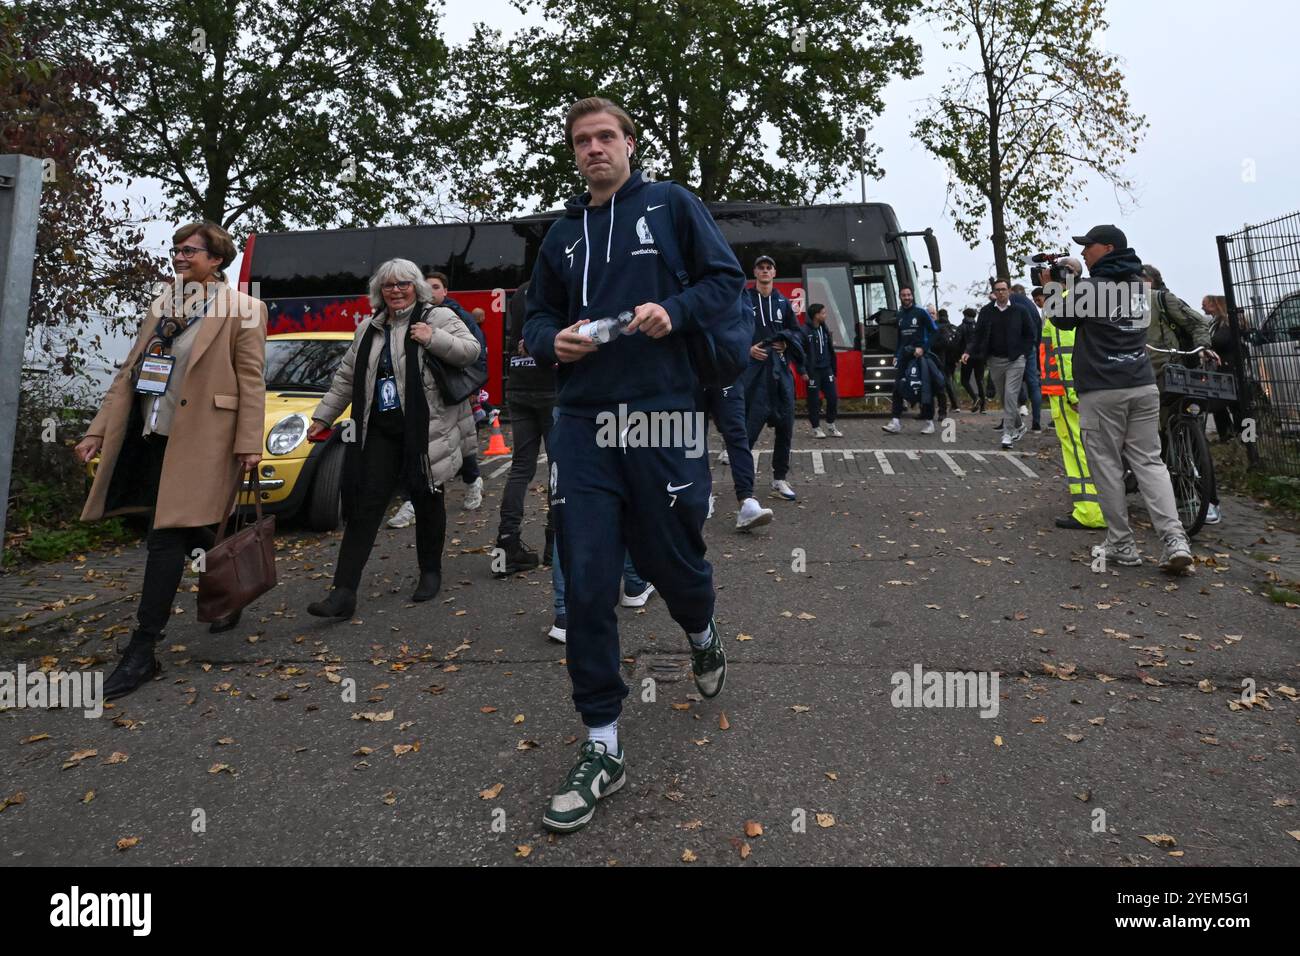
[548, 617, 567, 643]
[462, 476, 483, 510]
[921, 420, 935, 435]
[706, 493, 716, 519]
[386, 500, 415, 528]
[1019, 404, 1029, 417]
[827, 424, 844, 438]
[620, 582, 656, 607]
[772, 479, 796, 501]
[882, 419, 902, 434]
[718, 449, 729, 465]
[812, 427, 827, 439]
[736, 497, 774, 531]
[1204, 503, 1221, 525]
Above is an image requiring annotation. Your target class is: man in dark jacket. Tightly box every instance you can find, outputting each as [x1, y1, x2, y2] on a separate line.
[524, 96, 743, 833]
[1053, 224, 1192, 573]
[803, 303, 841, 438]
[882, 286, 938, 435]
[957, 307, 986, 411]
[963, 278, 1037, 449]
[493, 279, 555, 574]
[741, 255, 804, 501]
[1012, 283, 1043, 430]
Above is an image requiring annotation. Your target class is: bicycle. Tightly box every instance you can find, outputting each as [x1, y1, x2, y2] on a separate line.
[1145, 344, 1236, 537]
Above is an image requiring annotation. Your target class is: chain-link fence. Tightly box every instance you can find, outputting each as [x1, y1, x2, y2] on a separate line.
[1217, 212, 1300, 477]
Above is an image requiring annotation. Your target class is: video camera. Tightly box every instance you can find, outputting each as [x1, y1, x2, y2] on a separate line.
[1028, 251, 1073, 286]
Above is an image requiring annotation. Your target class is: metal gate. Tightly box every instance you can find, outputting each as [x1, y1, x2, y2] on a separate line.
[1216, 212, 1300, 476]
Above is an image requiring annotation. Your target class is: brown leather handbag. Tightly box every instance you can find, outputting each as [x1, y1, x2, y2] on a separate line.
[197, 471, 277, 622]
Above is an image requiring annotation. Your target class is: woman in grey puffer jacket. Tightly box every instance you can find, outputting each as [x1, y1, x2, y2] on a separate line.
[305, 258, 480, 618]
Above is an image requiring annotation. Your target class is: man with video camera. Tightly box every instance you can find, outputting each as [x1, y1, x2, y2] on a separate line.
[1051, 225, 1192, 573]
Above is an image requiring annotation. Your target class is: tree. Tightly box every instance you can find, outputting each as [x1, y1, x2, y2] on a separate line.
[1, 7, 167, 375]
[915, 0, 1147, 280]
[32, 0, 458, 232]
[448, 0, 922, 213]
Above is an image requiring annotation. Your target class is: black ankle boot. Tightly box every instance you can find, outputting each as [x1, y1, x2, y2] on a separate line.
[307, 588, 356, 619]
[495, 534, 540, 575]
[104, 635, 161, 701]
[209, 607, 242, 634]
[412, 571, 442, 602]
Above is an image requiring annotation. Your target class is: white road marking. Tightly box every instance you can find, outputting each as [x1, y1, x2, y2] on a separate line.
[812, 451, 825, 475]
[874, 451, 895, 475]
[936, 451, 966, 477]
[842, 451, 854, 460]
[488, 457, 514, 479]
[905, 450, 920, 461]
[1001, 452, 1038, 478]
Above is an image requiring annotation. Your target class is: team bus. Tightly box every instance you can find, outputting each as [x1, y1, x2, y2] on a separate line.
[237, 201, 940, 525]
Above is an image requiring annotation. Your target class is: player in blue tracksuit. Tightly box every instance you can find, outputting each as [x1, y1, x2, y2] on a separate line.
[803, 303, 841, 438]
[882, 286, 939, 435]
[741, 255, 804, 501]
[523, 97, 745, 834]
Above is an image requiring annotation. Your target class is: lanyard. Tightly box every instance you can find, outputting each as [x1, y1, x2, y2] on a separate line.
[150, 291, 218, 356]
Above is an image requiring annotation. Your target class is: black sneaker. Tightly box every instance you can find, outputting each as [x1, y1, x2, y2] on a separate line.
[494, 534, 539, 575]
[542, 740, 626, 833]
[307, 588, 356, 619]
[689, 619, 727, 699]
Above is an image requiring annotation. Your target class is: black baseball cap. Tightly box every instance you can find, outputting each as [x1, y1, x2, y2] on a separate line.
[754, 255, 776, 269]
[962, 307, 977, 318]
[1071, 224, 1127, 249]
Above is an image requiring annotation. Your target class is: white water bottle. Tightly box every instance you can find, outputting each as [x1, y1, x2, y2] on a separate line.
[578, 310, 635, 344]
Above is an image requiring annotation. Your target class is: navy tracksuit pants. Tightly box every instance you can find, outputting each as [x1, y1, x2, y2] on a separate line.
[806, 367, 838, 427]
[742, 362, 794, 481]
[549, 412, 715, 728]
[698, 383, 754, 501]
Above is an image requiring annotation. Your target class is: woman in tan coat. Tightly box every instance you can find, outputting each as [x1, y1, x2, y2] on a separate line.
[304, 258, 479, 619]
[74, 222, 267, 700]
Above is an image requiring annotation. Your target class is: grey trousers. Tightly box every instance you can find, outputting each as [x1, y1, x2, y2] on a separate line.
[987, 356, 1025, 438]
[1078, 385, 1186, 552]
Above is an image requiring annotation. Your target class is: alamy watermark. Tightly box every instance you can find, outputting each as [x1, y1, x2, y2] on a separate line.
[595, 403, 707, 459]
[0, 665, 104, 719]
[890, 664, 1000, 718]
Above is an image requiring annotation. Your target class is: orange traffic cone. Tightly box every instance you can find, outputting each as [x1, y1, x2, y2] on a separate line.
[484, 410, 511, 457]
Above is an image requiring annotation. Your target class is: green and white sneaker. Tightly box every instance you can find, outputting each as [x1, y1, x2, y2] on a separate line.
[542, 740, 626, 833]
[690, 619, 727, 699]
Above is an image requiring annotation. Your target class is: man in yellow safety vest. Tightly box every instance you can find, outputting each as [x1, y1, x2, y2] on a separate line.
[1040, 259, 1106, 530]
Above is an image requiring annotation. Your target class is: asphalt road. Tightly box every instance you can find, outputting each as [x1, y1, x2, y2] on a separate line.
[2, 412, 1297, 866]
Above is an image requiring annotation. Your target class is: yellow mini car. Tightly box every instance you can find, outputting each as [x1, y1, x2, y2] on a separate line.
[245, 331, 354, 529]
[87, 331, 355, 531]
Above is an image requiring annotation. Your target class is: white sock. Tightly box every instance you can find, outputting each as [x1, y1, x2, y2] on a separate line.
[688, 627, 712, 649]
[587, 721, 618, 754]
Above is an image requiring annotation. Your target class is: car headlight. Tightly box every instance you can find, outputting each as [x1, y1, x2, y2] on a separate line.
[267, 413, 309, 456]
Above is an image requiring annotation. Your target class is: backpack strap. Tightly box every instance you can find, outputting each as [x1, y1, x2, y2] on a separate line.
[644, 180, 692, 291]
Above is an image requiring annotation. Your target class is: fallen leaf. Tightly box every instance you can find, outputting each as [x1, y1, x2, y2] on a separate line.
[353, 746, 374, 756]
[1063, 733, 1084, 743]
[1030, 716, 1047, 724]
[739, 842, 752, 860]
[61, 748, 98, 770]
[815, 813, 836, 828]
[350, 711, 395, 722]
[671, 703, 691, 711]
[382, 791, 396, 806]
[82, 790, 95, 804]
[1197, 679, 1215, 693]
[1288, 831, 1300, 842]
[1142, 833, 1177, 847]
[515, 845, 532, 858]
[825, 772, 838, 781]
[479, 783, 504, 800]
[19, 733, 50, 745]
[0, 792, 26, 813]
[744, 821, 763, 838]
[208, 763, 235, 775]
[790, 705, 811, 714]
[1088, 717, 1106, 726]
[480, 706, 498, 714]
[392, 743, 417, 756]
[115, 836, 140, 851]
[103, 751, 129, 765]
[719, 712, 730, 730]
[736, 633, 753, 642]
[1273, 798, 1296, 808]
[993, 736, 1004, 747]
[513, 714, 525, 725]
[680, 819, 704, 831]
[796, 612, 816, 621]
[681, 849, 698, 862]
[516, 739, 540, 751]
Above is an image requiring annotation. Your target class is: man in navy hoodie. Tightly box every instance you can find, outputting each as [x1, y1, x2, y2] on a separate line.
[882, 286, 939, 435]
[742, 255, 804, 501]
[524, 96, 745, 834]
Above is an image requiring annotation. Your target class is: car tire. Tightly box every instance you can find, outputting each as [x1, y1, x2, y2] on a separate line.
[306, 442, 344, 532]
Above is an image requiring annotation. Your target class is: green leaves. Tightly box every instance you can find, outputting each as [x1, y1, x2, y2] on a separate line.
[447, 0, 922, 211]
[915, 0, 1147, 278]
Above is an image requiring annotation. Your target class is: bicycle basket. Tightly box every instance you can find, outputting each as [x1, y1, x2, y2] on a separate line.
[1162, 364, 1237, 401]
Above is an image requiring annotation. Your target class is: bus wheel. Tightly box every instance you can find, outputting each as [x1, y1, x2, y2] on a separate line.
[306, 442, 344, 532]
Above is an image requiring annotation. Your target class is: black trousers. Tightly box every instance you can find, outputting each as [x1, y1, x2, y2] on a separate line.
[135, 435, 218, 641]
[497, 392, 554, 541]
[334, 415, 446, 591]
[961, 359, 987, 404]
[806, 370, 838, 427]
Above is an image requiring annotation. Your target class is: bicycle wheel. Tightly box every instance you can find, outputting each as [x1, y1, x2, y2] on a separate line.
[1165, 418, 1211, 537]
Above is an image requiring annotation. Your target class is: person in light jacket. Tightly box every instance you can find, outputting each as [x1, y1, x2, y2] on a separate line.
[75, 221, 267, 700]
[305, 258, 480, 619]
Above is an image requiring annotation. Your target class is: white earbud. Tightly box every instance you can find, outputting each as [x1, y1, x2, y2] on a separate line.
[627, 146, 633, 159]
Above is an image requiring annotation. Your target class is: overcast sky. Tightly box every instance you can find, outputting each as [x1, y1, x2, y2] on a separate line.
[108, 0, 1300, 328]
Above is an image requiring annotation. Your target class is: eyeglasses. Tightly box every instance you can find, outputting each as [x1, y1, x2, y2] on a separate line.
[381, 281, 415, 292]
[170, 245, 210, 258]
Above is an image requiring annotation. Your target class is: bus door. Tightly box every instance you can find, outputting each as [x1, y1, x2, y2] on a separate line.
[800, 263, 864, 399]
[854, 272, 897, 403]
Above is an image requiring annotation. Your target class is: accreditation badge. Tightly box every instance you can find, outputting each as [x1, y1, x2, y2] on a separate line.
[135, 355, 175, 395]
[377, 375, 400, 412]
